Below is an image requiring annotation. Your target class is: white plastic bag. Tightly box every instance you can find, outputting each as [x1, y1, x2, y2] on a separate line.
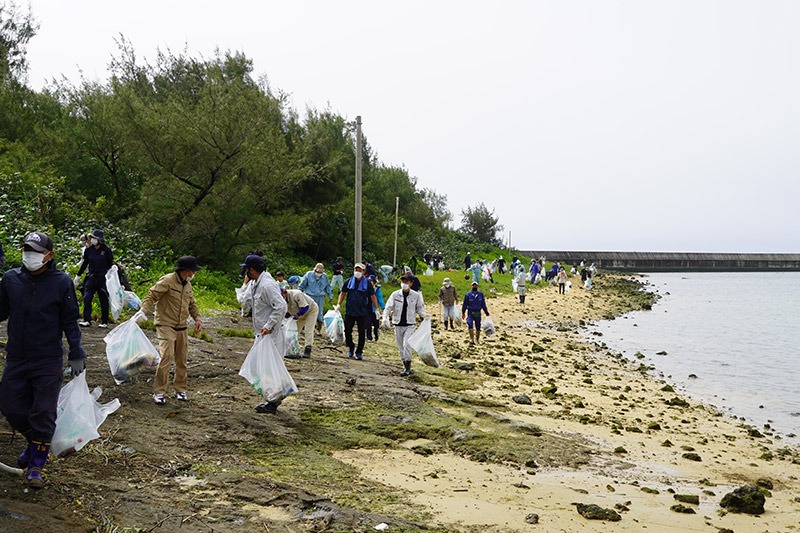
[235, 282, 252, 305]
[239, 335, 298, 402]
[407, 318, 440, 367]
[511, 278, 518, 292]
[123, 290, 141, 309]
[51, 372, 120, 457]
[103, 320, 161, 384]
[285, 318, 301, 356]
[424, 267, 434, 276]
[324, 309, 345, 343]
[482, 316, 496, 336]
[453, 313, 462, 326]
[565, 281, 572, 293]
[105, 266, 125, 321]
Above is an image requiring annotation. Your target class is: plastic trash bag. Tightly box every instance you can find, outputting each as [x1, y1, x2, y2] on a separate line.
[565, 281, 572, 293]
[453, 314, 462, 326]
[51, 372, 121, 457]
[123, 290, 141, 309]
[424, 267, 434, 276]
[235, 282, 252, 305]
[104, 319, 161, 384]
[324, 309, 345, 343]
[407, 318, 440, 367]
[482, 316, 496, 336]
[239, 335, 298, 403]
[511, 278, 518, 292]
[285, 318, 301, 356]
[105, 265, 125, 321]
[481, 268, 490, 282]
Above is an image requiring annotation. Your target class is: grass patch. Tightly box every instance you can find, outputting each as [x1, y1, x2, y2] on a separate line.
[189, 330, 213, 342]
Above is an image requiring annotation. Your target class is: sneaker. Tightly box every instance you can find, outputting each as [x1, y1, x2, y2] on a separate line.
[78, 320, 90, 327]
[153, 393, 166, 405]
[355, 353, 363, 360]
[302, 346, 312, 358]
[176, 391, 188, 401]
[285, 353, 301, 359]
[348, 350, 354, 358]
[255, 402, 278, 414]
[98, 323, 108, 329]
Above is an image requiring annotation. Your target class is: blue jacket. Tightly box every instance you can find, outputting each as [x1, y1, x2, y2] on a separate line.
[298, 270, 333, 298]
[0, 262, 86, 361]
[462, 290, 489, 315]
[342, 275, 375, 317]
[77, 244, 114, 277]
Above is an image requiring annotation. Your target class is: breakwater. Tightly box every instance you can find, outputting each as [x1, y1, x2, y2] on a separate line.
[518, 251, 800, 272]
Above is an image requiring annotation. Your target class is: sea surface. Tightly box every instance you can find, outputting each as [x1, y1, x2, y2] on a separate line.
[585, 272, 800, 438]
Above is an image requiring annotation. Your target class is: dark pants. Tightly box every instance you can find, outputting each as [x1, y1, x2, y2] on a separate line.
[83, 273, 109, 322]
[344, 314, 370, 355]
[0, 357, 63, 441]
[365, 315, 380, 341]
[559, 283, 565, 294]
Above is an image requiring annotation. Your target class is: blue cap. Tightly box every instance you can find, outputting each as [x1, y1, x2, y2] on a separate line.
[239, 254, 265, 269]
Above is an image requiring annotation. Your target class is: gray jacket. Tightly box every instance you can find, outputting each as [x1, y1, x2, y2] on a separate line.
[245, 273, 287, 333]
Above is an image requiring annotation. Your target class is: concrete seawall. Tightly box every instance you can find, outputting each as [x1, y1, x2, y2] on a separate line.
[518, 251, 800, 272]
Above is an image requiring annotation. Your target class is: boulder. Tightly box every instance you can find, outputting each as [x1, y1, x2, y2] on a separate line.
[512, 395, 532, 405]
[572, 503, 621, 521]
[720, 484, 766, 515]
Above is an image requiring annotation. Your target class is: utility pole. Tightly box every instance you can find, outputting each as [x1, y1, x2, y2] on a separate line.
[354, 116, 362, 264]
[393, 196, 399, 268]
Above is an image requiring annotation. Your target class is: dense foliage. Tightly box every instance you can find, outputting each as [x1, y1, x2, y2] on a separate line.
[0, 4, 512, 279]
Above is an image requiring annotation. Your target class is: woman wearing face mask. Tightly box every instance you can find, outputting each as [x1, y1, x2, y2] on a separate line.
[335, 263, 379, 360]
[298, 263, 333, 334]
[132, 256, 203, 405]
[75, 229, 114, 328]
[382, 273, 429, 376]
[437, 278, 459, 330]
[461, 281, 490, 345]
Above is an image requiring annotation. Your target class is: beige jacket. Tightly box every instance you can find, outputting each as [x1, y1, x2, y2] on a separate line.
[285, 289, 316, 317]
[140, 272, 200, 329]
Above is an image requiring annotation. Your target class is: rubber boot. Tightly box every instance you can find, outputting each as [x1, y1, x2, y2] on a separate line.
[450, 319, 454, 329]
[255, 400, 281, 414]
[17, 429, 33, 468]
[476, 330, 481, 344]
[444, 321, 448, 331]
[302, 345, 312, 358]
[316, 320, 323, 334]
[26, 440, 50, 489]
[400, 360, 412, 376]
[468, 329, 475, 345]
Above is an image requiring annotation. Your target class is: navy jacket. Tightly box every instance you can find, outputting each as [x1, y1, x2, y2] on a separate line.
[0, 262, 86, 361]
[462, 290, 489, 315]
[341, 276, 375, 317]
[77, 244, 114, 277]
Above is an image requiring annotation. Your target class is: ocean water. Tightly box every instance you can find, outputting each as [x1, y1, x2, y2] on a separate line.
[585, 272, 800, 437]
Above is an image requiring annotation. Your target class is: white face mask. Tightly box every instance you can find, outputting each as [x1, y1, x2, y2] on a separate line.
[444, 282, 451, 287]
[90, 237, 99, 245]
[187, 273, 195, 282]
[354, 271, 363, 279]
[401, 283, 410, 290]
[22, 251, 48, 271]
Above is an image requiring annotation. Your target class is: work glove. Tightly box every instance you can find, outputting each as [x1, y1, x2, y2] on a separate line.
[462, 313, 466, 320]
[73, 275, 80, 286]
[132, 310, 146, 323]
[333, 304, 340, 312]
[68, 358, 85, 377]
[381, 317, 390, 330]
[375, 310, 381, 320]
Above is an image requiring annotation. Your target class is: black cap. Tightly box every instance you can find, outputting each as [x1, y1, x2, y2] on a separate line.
[400, 273, 412, 282]
[173, 256, 203, 272]
[239, 254, 265, 270]
[91, 229, 105, 244]
[23, 231, 53, 252]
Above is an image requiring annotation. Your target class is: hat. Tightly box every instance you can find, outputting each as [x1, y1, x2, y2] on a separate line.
[314, 263, 325, 273]
[442, 277, 451, 284]
[288, 275, 301, 285]
[471, 280, 479, 286]
[354, 263, 365, 270]
[368, 275, 377, 282]
[23, 231, 53, 253]
[400, 273, 412, 282]
[275, 271, 285, 278]
[174, 256, 203, 272]
[91, 229, 105, 244]
[336, 256, 343, 261]
[239, 254, 264, 271]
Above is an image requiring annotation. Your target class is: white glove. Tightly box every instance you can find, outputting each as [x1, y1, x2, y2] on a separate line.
[381, 317, 390, 330]
[333, 304, 340, 312]
[375, 310, 381, 320]
[73, 275, 80, 286]
[132, 310, 146, 323]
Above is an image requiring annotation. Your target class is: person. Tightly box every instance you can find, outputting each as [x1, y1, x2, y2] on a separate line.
[282, 287, 318, 358]
[379, 264, 394, 284]
[585, 267, 594, 291]
[516, 268, 528, 304]
[133, 256, 203, 405]
[298, 263, 334, 334]
[382, 273, 429, 376]
[469, 260, 483, 284]
[336, 263, 379, 360]
[423, 251, 432, 267]
[461, 281, 489, 345]
[365, 275, 384, 341]
[557, 267, 567, 294]
[363, 260, 377, 280]
[437, 277, 458, 330]
[0, 239, 5, 271]
[580, 264, 588, 286]
[570, 265, 577, 277]
[408, 255, 417, 275]
[331, 257, 345, 293]
[236, 254, 289, 414]
[75, 229, 114, 328]
[287, 275, 301, 289]
[274, 271, 289, 290]
[496, 256, 506, 274]
[463, 252, 472, 271]
[0, 231, 86, 488]
[404, 266, 422, 292]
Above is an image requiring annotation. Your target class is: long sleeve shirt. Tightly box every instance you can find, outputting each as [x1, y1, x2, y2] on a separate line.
[383, 289, 428, 326]
[438, 285, 458, 306]
[247, 272, 287, 333]
[140, 272, 200, 330]
[77, 244, 114, 277]
[298, 270, 333, 298]
[462, 290, 489, 315]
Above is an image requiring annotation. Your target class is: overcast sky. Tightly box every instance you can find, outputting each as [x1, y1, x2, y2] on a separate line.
[22, 1, 800, 253]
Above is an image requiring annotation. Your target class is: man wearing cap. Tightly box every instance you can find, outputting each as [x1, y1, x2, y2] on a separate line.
[462, 281, 490, 345]
[133, 256, 203, 405]
[238, 254, 289, 414]
[335, 263, 379, 360]
[282, 288, 318, 359]
[75, 229, 114, 328]
[382, 273, 428, 375]
[0, 231, 86, 488]
[330, 257, 345, 294]
[437, 277, 459, 330]
[298, 263, 333, 335]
